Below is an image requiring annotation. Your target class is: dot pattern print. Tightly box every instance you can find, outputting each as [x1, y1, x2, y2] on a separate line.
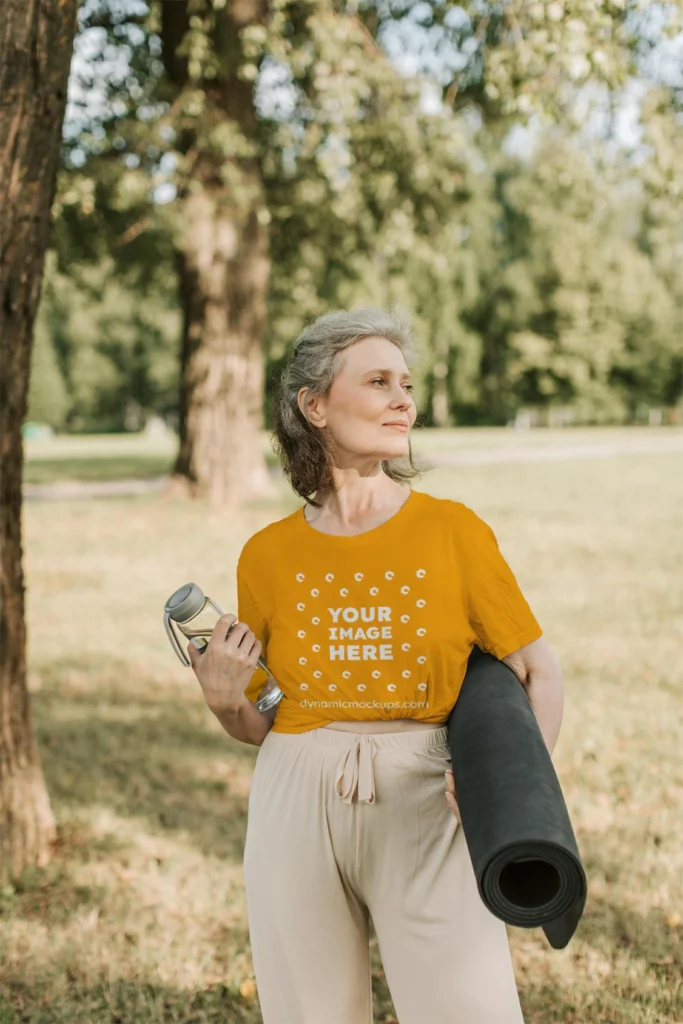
[293, 567, 430, 701]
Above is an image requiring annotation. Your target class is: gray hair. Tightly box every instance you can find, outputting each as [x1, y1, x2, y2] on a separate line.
[270, 306, 435, 507]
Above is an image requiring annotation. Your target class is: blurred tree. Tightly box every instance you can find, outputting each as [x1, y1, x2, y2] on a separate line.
[63, 0, 651, 503]
[25, 313, 71, 431]
[155, 0, 277, 509]
[149, 0, 487, 503]
[634, 69, 683, 411]
[485, 134, 680, 424]
[48, 0, 682, 452]
[32, 250, 181, 433]
[0, 0, 80, 886]
[59, 0, 476, 504]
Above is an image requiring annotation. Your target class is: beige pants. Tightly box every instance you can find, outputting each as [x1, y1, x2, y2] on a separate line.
[244, 725, 525, 1024]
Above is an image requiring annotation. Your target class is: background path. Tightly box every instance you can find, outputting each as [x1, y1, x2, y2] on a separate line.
[22, 434, 682, 500]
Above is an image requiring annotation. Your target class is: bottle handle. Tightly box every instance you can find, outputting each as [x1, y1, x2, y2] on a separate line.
[164, 612, 191, 666]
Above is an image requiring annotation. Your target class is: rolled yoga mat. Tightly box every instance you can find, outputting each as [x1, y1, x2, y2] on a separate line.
[446, 644, 587, 950]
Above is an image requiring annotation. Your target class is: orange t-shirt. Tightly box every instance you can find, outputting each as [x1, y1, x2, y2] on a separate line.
[237, 488, 542, 734]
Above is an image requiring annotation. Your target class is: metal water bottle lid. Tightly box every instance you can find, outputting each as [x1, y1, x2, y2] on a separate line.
[164, 582, 205, 623]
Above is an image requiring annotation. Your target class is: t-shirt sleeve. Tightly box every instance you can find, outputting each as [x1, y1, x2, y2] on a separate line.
[236, 560, 273, 705]
[458, 505, 543, 660]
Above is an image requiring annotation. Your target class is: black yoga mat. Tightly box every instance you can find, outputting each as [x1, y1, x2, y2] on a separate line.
[446, 644, 587, 950]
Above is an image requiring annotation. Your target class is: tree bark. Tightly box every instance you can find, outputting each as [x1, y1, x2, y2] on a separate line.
[0, 0, 80, 885]
[172, 196, 274, 510]
[160, 0, 278, 512]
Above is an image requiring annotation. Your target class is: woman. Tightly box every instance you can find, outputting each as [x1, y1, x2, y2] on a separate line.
[189, 307, 559, 1024]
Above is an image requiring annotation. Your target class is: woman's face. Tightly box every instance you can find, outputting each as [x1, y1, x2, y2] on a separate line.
[298, 335, 417, 464]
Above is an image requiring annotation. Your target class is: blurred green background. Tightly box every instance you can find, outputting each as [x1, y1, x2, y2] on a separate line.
[26, 0, 683, 440]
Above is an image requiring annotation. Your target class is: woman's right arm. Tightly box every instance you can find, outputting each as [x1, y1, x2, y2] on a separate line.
[186, 613, 278, 747]
[211, 695, 277, 747]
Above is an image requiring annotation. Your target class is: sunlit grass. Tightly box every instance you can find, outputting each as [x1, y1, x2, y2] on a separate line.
[2, 428, 682, 1023]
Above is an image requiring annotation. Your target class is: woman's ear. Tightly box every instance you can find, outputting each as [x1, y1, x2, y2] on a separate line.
[300, 389, 326, 428]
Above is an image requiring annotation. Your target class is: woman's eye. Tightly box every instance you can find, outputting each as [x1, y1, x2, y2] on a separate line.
[372, 378, 413, 392]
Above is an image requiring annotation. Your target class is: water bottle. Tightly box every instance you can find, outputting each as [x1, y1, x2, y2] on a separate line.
[163, 582, 284, 713]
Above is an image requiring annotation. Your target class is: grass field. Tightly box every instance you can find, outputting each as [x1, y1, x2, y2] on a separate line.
[2, 427, 682, 1023]
[22, 433, 176, 485]
[21, 425, 680, 484]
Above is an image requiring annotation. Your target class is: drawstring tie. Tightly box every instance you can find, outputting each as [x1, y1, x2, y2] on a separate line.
[334, 735, 378, 804]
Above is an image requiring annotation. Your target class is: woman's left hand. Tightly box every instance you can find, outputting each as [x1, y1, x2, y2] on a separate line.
[445, 769, 461, 822]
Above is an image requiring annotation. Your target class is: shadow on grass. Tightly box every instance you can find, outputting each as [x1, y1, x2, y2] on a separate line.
[23, 455, 174, 486]
[1, 966, 401, 1024]
[579, 840, 682, 975]
[18, 664, 681, 1024]
[22, 449, 284, 487]
[0, 925, 399, 1024]
[1, 969, 261, 1024]
[33, 669, 259, 865]
[516, 898, 683, 1024]
[515, 839, 683, 1023]
[5, 789, 679, 1021]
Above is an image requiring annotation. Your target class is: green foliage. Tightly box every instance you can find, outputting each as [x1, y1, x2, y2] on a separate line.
[42, 0, 683, 432]
[468, 134, 681, 424]
[26, 313, 70, 430]
[33, 251, 180, 433]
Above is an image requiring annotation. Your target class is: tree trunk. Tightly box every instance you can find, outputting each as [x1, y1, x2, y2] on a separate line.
[0, 0, 79, 885]
[170, 186, 275, 511]
[161, 0, 278, 513]
[431, 358, 450, 428]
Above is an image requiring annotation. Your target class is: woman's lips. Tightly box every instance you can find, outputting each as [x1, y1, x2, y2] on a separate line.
[384, 423, 408, 431]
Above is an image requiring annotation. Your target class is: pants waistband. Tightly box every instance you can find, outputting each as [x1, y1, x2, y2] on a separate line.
[264, 725, 449, 806]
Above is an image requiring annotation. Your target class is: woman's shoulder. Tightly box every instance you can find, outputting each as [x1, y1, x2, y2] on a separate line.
[417, 495, 495, 549]
[417, 491, 480, 524]
[237, 506, 302, 563]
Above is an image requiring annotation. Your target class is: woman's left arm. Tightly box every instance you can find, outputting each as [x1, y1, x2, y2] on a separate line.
[502, 637, 565, 757]
[446, 637, 565, 820]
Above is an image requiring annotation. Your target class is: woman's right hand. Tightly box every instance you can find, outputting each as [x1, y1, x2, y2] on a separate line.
[187, 613, 261, 715]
